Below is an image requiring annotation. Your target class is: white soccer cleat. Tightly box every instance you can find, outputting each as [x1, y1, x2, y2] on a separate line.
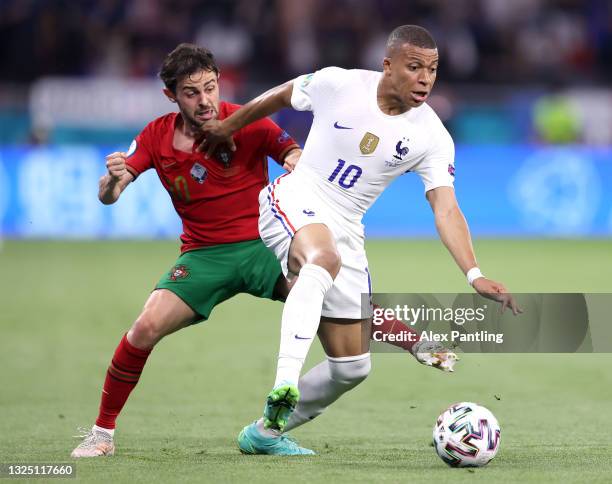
[70, 427, 115, 458]
[411, 340, 459, 372]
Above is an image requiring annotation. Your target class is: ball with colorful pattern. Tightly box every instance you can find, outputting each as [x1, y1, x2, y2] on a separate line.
[433, 402, 501, 467]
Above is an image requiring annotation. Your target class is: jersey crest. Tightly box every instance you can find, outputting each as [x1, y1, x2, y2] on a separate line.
[393, 137, 410, 160]
[190, 162, 208, 184]
[169, 264, 190, 281]
[359, 132, 379, 155]
[216, 149, 232, 168]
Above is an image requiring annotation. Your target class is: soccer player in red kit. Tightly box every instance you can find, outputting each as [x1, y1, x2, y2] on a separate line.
[71, 43, 455, 458]
[70, 43, 303, 458]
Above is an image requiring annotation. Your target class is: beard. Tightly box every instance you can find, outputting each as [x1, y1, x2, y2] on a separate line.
[178, 102, 217, 132]
[186, 112, 205, 129]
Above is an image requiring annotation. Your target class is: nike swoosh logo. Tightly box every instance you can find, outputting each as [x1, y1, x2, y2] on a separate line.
[333, 122, 352, 130]
[161, 161, 176, 168]
[294, 335, 312, 340]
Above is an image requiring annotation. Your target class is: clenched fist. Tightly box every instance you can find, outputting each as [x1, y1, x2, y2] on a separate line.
[105, 152, 128, 181]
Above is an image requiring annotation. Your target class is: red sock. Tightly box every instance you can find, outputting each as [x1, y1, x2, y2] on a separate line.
[371, 305, 420, 353]
[95, 334, 152, 429]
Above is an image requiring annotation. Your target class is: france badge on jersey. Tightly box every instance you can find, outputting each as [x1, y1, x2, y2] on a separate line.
[393, 137, 410, 161]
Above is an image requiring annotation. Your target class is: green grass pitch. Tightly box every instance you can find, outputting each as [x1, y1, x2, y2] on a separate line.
[1, 239, 611, 483]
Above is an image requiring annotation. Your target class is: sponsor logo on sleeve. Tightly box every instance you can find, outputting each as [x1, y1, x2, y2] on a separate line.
[301, 73, 314, 88]
[277, 130, 291, 143]
[126, 139, 137, 157]
[448, 164, 455, 177]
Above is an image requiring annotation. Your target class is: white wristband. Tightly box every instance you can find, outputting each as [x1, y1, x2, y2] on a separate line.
[466, 267, 484, 286]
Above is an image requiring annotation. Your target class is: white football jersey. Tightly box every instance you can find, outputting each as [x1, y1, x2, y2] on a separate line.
[290, 67, 455, 218]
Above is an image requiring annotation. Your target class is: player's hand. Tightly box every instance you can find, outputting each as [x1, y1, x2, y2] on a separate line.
[472, 277, 522, 315]
[105, 152, 128, 181]
[411, 340, 459, 372]
[282, 148, 302, 172]
[196, 119, 236, 158]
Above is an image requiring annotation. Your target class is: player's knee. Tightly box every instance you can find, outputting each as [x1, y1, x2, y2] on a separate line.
[129, 312, 166, 348]
[328, 353, 371, 388]
[307, 248, 342, 278]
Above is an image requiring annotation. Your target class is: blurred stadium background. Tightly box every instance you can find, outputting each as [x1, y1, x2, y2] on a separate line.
[2, 1, 612, 482]
[1, 0, 612, 238]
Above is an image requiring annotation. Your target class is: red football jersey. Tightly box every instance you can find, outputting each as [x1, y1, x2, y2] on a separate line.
[125, 102, 299, 252]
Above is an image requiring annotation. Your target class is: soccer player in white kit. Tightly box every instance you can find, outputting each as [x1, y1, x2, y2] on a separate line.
[200, 25, 520, 455]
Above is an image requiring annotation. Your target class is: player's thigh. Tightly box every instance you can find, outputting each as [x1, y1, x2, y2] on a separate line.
[132, 288, 198, 338]
[321, 234, 373, 321]
[155, 246, 242, 323]
[288, 223, 341, 276]
[258, 175, 340, 277]
[318, 316, 371, 357]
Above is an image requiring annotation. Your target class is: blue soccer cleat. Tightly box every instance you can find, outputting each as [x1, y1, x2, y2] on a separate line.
[263, 382, 300, 432]
[237, 422, 315, 455]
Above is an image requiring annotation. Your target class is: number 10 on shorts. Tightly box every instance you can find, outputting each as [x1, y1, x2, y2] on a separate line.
[328, 159, 362, 189]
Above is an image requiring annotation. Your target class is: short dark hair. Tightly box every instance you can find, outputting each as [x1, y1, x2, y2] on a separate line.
[159, 43, 219, 93]
[386, 25, 437, 55]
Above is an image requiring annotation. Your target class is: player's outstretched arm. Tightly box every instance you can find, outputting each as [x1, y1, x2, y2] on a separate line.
[198, 80, 294, 157]
[98, 151, 134, 204]
[426, 186, 521, 315]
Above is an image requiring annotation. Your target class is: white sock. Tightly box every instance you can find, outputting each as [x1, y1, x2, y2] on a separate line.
[255, 418, 280, 438]
[284, 353, 371, 432]
[93, 424, 114, 437]
[274, 264, 334, 387]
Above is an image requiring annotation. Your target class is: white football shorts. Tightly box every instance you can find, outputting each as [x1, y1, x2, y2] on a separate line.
[258, 172, 373, 319]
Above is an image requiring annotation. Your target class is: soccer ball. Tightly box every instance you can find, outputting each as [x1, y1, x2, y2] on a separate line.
[432, 402, 501, 467]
